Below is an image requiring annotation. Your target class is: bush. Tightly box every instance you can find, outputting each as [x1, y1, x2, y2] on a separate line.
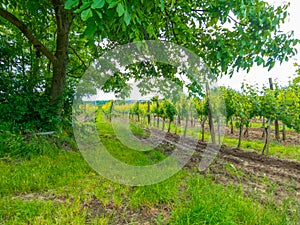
[0, 131, 60, 160]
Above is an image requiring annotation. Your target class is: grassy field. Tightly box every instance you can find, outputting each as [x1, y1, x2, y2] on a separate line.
[0, 111, 299, 224]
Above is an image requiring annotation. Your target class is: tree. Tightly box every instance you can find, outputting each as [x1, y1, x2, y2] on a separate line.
[278, 82, 300, 133]
[176, 95, 190, 137]
[131, 102, 141, 122]
[229, 87, 255, 149]
[260, 81, 279, 154]
[223, 87, 237, 134]
[193, 97, 208, 142]
[0, 0, 298, 130]
[161, 100, 177, 133]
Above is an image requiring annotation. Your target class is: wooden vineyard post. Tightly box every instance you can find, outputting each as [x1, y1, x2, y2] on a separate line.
[147, 101, 151, 126]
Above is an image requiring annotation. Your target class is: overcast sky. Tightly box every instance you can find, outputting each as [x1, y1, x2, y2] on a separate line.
[219, 0, 300, 90]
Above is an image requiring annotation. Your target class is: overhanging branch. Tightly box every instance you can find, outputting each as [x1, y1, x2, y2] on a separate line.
[69, 45, 87, 69]
[0, 8, 56, 64]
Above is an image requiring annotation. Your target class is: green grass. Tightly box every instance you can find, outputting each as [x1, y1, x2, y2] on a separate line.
[250, 121, 294, 131]
[170, 174, 298, 225]
[97, 112, 166, 166]
[1, 154, 298, 224]
[0, 111, 299, 224]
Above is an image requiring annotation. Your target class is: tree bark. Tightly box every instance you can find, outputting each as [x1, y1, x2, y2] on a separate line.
[262, 118, 271, 155]
[147, 101, 151, 126]
[243, 126, 249, 138]
[237, 124, 243, 149]
[168, 119, 171, 133]
[50, 1, 72, 112]
[230, 117, 234, 134]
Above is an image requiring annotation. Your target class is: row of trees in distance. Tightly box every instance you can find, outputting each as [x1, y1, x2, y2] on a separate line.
[101, 79, 300, 155]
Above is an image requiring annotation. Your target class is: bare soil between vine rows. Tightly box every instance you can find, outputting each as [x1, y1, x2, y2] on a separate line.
[158, 131, 300, 206]
[224, 126, 300, 146]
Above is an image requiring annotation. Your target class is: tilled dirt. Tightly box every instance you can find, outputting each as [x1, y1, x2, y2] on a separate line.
[156, 131, 300, 206]
[224, 126, 300, 146]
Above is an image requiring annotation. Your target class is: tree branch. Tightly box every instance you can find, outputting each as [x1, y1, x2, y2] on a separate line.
[164, 8, 180, 45]
[69, 45, 87, 69]
[0, 8, 56, 64]
[191, 8, 246, 26]
[227, 14, 246, 26]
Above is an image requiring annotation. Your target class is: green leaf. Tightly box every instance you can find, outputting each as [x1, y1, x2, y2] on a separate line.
[108, 0, 119, 9]
[293, 77, 300, 84]
[160, 0, 165, 10]
[95, 10, 103, 19]
[65, 0, 79, 9]
[92, 0, 106, 9]
[81, 9, 93, 21]
[117, 3, 125, 17]
[84, 20, 98, 41]
[74, 2, 90, 13]
[124, 10, 131, 25]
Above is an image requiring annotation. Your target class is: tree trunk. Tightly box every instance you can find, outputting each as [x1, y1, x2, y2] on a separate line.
[243, 126, 249, 138]
[109, 101, 114, 122]
[50, 2, 72, 116]
[162, 117, 165, 131]
[230, 117, 234, 134]
[168, 119, 171, 133]
[275, 118, 280, 141]
[262, 118, 271, 155]
[207, 99, 215, 144]
[147, 101, 151, 126]
[237, 124, 243, 149]
[262, 78, 274, 154]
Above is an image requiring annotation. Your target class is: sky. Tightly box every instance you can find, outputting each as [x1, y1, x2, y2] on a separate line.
[219, 0, 300, 90]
